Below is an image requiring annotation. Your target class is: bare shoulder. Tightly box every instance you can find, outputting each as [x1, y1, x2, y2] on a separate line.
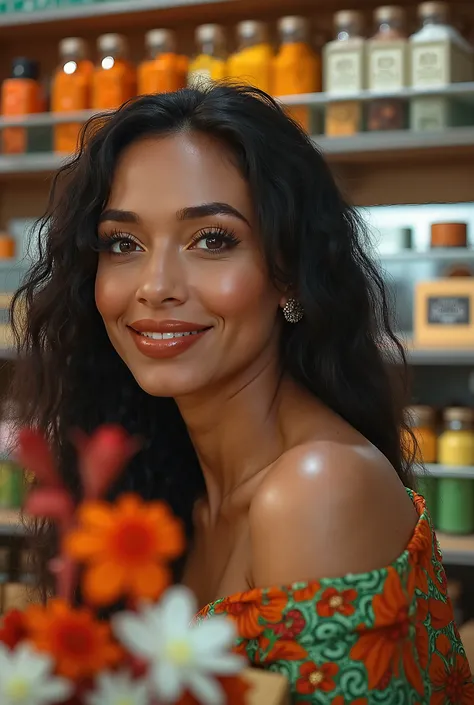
[249, 440, 418, 587]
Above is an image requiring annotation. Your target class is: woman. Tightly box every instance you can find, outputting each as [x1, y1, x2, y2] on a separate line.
[12, 85, 471, 703]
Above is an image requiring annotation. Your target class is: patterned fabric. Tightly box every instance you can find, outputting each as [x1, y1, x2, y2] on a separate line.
[195, 491, 473, 704]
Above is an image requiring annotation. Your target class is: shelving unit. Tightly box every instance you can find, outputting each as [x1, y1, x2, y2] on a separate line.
[0, 0, 471, 586]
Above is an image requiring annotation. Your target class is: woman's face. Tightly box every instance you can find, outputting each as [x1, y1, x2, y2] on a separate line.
[95, 132, 284, 398]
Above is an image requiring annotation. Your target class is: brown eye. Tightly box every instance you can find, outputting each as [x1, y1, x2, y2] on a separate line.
[204, 236, 224, 250]
[109, 238, 143, 255]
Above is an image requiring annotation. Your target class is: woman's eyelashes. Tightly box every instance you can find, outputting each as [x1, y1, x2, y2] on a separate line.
[188, 226, 241, 255]
[98, 225, 242, 257]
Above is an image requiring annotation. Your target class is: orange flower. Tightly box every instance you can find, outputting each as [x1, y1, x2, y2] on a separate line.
[255, 636, 308, 664]
[214, 589, 287, 639]
[350, 567, 424, 695]
[177, 676, 251, 705]
[293, 582, 320, 602]
[430, 651, 474, 705]
[317, 587, 357, 618]
[296, 661, 338, 695]
[24, 599, 122, 680]
[64, 494, 184, 606]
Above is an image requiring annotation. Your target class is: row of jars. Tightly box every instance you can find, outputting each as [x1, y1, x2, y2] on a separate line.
[406, 406, 474, 535]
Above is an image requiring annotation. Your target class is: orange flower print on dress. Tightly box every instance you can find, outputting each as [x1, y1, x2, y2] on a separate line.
[430, 651, 474, 705]
[214, 589, 287, 639]
[25, 599, 121, 680]
[64, 494, 184, 606]
[293, 583, 320, 603]
[317, 587, 357, 618]
[350, 567, 424, 695]
[296, 661, 338, 695]
[330, 699, 367, 705]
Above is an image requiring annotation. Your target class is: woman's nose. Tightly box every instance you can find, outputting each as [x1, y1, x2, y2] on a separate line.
[135, 246, 188, 308]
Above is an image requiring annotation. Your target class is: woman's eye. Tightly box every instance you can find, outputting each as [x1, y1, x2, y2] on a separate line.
[193, 232, 237, 253]
[110, 239, 142, 254]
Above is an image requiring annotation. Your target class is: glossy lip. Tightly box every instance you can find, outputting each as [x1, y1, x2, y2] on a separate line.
[128, 319, 212, 360]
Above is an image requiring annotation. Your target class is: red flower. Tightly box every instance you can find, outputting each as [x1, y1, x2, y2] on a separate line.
[15, 428, 59, 486]
[72, 425, 140, 499]
[296, 661, 338, 694]
[317, 587, 357, 618]
[0, 609, 28, 649]
[270, 609, 306, 639]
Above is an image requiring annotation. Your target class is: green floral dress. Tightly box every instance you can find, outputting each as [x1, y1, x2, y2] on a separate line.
[196, 491, 473, 704]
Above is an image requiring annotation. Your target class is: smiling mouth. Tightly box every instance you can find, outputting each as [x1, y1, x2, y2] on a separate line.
[135, 329, 209, 340]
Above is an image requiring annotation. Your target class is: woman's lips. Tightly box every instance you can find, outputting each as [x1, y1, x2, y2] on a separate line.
[128, 325, 211, 359]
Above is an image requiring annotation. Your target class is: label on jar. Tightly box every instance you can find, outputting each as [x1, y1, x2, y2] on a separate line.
[187, 69, 212, 89]
[411, 43, 448, 87]
[326, 50, 363, 93]
[428, 296, 470, 325]
[369, 46, 405, 91]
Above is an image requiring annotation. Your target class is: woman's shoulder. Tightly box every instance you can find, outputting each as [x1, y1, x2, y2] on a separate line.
[197, 494, 473, 702]
[248, 440, 418, 587]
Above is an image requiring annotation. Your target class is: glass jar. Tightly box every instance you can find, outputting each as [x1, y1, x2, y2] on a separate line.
[404, 405, 438, 521]
[437, 407, 474, 535]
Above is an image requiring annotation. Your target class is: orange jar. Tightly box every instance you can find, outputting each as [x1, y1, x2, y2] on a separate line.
[404, 405, 437, 464]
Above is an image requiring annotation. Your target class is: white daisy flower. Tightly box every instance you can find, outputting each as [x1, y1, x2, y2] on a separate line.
[0, 642, 72, 705]
[113, 586, 244, 705]
[86, 671, 149, 705]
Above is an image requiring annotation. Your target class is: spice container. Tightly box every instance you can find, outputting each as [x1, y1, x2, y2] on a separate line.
[188, 24, 227, 88]
[324, 11, 365, 136]
[404, 405, 438, 520]
[367, 6, 409, 131]
[376, 226, 412, 254]
[1, 58, 42, 154]
[431, 222, 468, 248]
[0, 233, 15, 259]
[274, 16, 321, 132]
[227, 21, 273, 94]
[138, 29, 185, 96]
[92, 34, 136, 111]
[410, 2, 474, 131]
[437, 407, 474, 535]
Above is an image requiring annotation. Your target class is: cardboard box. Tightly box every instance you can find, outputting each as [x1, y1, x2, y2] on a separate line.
[244, 669, 290, 705]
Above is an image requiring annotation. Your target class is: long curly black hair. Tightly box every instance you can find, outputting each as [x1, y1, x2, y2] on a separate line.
[10, 84, 414, 598]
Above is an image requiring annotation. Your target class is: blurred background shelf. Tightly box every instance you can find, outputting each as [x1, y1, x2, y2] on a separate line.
[422, 465, 474, 480]
[438, 534, 474, 567]
[0, 508, 24, 536]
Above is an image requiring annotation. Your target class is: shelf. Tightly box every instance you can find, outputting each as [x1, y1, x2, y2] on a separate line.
[0, 509, 24, 537]
[437, 533, 474, 567]
[421, 465, 474, 480]
[0, 126, 472, 178]
[280, 82, 474, 108]
[0, 0, 323, 37]
[378, 249, 474, 263]
[405, 347, 474, 366]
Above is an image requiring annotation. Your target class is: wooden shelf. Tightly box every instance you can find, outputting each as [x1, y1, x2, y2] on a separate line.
[422, 465, 474, 480]
[378, 249, 474, 263]
[0, 508, 24, 536]
[438, 533, 474, 567]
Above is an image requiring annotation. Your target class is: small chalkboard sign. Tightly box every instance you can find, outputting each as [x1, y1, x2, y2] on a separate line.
[427, 296, 470, 326]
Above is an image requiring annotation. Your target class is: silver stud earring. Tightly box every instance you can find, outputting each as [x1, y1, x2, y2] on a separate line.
[282, 298, 304, 324]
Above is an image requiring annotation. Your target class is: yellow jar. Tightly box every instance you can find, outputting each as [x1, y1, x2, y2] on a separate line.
[438, 407, 474, 466]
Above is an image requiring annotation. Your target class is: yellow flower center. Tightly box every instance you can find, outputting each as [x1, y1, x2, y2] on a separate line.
[5, 677, 32, 702]
[165, 639, 193, 665]
[117, 699, 133, 705]
[309, 670, 323, 686]
[329, 596, 344, 609]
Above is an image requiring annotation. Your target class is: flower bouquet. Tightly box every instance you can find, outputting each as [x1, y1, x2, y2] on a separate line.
[0, 425, 289, 705]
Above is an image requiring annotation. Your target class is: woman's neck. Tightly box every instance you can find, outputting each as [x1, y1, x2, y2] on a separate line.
[175, 353, 289, 515]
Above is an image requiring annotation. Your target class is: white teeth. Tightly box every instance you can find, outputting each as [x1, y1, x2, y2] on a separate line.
[139, 331, 203, 340]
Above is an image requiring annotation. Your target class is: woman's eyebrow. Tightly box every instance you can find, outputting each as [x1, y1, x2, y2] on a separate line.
[177, 202, 251, 227]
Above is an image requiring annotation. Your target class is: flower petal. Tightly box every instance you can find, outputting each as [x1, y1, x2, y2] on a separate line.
[129, 562, 170, 601]
[151, 660, 183, 702]
[187, 671, 225, 705]
[191, 617, 237, 654]
[196, 653, 246, 675]
[112, 613, 156, 659]
[38, 676, 73, 703]
[83, 561, 126, 606]
[160, 586, 197, 638]
[15, 429, 59, 486]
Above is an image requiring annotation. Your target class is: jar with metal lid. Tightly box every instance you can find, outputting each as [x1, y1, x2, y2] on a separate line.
[437, 407, 474, 535]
